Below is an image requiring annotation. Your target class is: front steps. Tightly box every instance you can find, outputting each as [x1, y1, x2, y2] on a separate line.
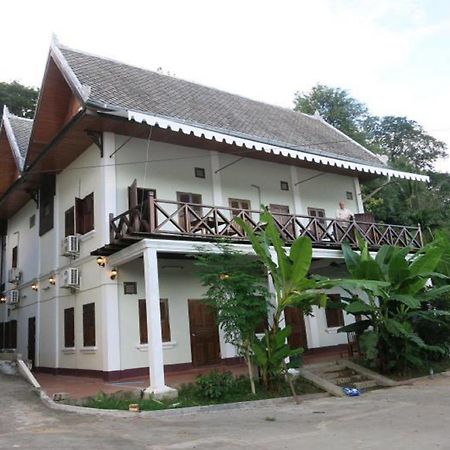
[296, 359, 399, 397]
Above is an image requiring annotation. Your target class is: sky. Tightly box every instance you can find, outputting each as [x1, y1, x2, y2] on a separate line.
[1, 0, 449, 172]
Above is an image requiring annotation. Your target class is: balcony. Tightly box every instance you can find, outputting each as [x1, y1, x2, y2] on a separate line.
[102, 196, 423, 255]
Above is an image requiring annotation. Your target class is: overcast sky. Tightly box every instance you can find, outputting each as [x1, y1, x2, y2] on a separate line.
[2, 0, 449, 172]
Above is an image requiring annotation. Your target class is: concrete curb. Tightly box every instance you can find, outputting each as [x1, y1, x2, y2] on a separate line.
[40, 391, 329, 418]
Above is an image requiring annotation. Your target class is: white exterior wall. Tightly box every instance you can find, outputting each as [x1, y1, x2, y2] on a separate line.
[2, 131, 364, 374]
[115, 136, 360, 217]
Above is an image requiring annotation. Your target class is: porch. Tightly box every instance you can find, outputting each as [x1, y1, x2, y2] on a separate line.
[98, 195, 423, 256]
[36, 345, 347, 400]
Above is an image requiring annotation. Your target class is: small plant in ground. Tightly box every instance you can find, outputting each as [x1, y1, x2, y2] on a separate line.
[195, 370, 235, 400]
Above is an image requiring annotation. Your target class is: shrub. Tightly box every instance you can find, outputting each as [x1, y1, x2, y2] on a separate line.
[195, 370, 235, 400]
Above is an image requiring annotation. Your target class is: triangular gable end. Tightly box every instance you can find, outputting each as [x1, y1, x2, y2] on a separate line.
[24, 37, 89, 170]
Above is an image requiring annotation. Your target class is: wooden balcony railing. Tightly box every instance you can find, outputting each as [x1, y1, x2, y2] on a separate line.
[110, 197, 423, 250]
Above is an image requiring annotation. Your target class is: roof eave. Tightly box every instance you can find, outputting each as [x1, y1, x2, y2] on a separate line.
[2, 106, 25, 172]
[103, 108, 428, 183]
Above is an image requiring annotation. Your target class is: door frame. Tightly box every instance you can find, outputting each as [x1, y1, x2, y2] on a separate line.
[188, 299, 221, 367]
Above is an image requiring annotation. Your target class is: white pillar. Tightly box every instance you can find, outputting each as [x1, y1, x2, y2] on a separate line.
[290, 166, 303, 216]
[210, 151, 223, 206]
[304, 307, 321, 348]
[100, 132, 121, 374]
[353, 177, 364, 213]
[143, 247, 177, 398]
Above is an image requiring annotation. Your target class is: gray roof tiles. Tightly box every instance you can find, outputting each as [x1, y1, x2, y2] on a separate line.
[8, 115, 33, 159]
[59, 45, 384, 167]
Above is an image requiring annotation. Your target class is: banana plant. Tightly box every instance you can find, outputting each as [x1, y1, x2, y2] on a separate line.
[237, 209, 386, 388]
[339, 237, 450, 373]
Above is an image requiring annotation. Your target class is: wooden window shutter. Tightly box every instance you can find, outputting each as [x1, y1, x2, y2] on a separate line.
[160, 299, 171, 342]
[39, 175, 55, 236]
[128, 179, 138, 209]
[84, 193, 94, 233]
[82, 303, 96, 347]
[325, 295, 345, 328]
[138, 299, 148, 344]
[138, 299, 171, 344]
[65, 207, 75, 237]
[0, 323, 3, 348]
[64, 307, 75, 348]
[75, 197, 83, 234]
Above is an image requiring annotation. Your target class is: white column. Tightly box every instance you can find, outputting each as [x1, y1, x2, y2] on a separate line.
[353, 177, 364, 213]
[304, 307, 321, 348]
[290, 166, 303, 216]
[100, 131, 121, 374]
[143, 247, 177, 398]
[210, 151, 223, 206]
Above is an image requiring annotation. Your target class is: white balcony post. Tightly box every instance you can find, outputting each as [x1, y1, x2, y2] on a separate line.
[142, 247, 177, 398]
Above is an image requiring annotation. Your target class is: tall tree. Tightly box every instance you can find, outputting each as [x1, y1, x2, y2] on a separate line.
[0, 81, 39, 120]
[364, 115, 447, 171]
[294, 84, 369, 144]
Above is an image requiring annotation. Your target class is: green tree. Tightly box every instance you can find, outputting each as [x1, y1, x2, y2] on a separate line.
[364, 115, 447, 171]
[0, 81, 39, 120]
[195, 246, 269, 394]
[294, 84, 369, 144]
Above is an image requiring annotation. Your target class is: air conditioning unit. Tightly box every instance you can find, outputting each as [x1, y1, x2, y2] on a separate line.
[62, 235, 80, 257]
[7, 268, 22, 284]
[61, 268, 80, 289]
[7, 290, 20, 305]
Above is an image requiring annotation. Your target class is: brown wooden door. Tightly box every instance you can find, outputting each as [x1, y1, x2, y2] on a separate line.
[28, 317, 36, 368]
[188, 300, 221, 366]
[284, 307, 308, 350]
[270, 204, 294, 238]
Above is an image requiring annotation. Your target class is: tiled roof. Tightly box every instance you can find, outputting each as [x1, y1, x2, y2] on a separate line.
[58, 45, 384, 167]
[8, 115, 33, 159]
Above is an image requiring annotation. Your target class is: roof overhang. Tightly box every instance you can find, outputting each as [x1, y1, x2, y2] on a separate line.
[120, 110, 428, 182]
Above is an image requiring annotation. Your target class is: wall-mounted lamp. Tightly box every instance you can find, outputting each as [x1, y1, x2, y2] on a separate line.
[96, 256, 106, 267]
[31, 282, 39, 292]
[49, 275, 56, 286]
[0, 295, 6, 303]
[110, 268, 118, 280]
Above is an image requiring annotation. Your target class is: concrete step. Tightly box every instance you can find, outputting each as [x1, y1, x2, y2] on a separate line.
[353, 380, 379, 390]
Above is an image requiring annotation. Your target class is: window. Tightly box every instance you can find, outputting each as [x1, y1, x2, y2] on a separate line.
[177, 192, 203, 230]
[280, 181, 289, 191]
[65, 206, 75, 237]
[346, 191, 354, 200]
[12, 246, 18, 269]
[270, 204, 294, 237]
[39, 176, 55, 236]
[124, 282, 137, 295]
[76, 193, 94, 235]
[307, 207, 326, 223]
[64, 307, 75, 348]
[229, 198, 251, 217]
[325, 294, 345, 328]
[29, 214, 35, 229]
[0, 320, 17, 349]
[194, 167, 206, 179]
[82, 303, 96, 347]
[138, 298, 171, 344]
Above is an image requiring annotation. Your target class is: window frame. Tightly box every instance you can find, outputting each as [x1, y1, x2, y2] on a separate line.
[325, 294, 345, 328]
[82, 303, 96, 347]
[138, 298, 171, 344]
[64, 307, 75, 348]
[64, 206, 75, 237]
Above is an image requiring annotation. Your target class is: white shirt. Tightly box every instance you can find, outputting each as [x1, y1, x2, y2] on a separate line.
[336, 208, 353, 221]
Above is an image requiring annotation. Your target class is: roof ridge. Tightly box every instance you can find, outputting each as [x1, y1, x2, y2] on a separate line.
[57, 41, 314, 119]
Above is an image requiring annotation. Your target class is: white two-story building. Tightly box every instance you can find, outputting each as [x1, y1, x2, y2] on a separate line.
[0, 38, 427, 397]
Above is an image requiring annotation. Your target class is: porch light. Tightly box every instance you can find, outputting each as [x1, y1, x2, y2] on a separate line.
[49, 275, 56, 286]
[110, 268, 118, 280]
[0, 295, 6, 303]
[32, 282, 39, 291]
[96, 256, 106, 267]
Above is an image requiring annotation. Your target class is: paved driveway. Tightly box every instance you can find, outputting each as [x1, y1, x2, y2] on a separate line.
[1, 372, 450, 449]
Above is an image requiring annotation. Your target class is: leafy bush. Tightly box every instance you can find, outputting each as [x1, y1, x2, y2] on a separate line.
[195, 370, 235, 400]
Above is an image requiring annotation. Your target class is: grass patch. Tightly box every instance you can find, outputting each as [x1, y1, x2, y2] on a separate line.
[72, 373, 322, 411]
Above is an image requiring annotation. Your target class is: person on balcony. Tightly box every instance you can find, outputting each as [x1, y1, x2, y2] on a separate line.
[335, 201, 353, 241]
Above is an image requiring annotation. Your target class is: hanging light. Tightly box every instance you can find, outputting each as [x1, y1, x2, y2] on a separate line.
[96, 256, 106, 267]
[110, 268, 118, 280]
[49, 275, 56, 286]
[31, 282, 39, 291]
